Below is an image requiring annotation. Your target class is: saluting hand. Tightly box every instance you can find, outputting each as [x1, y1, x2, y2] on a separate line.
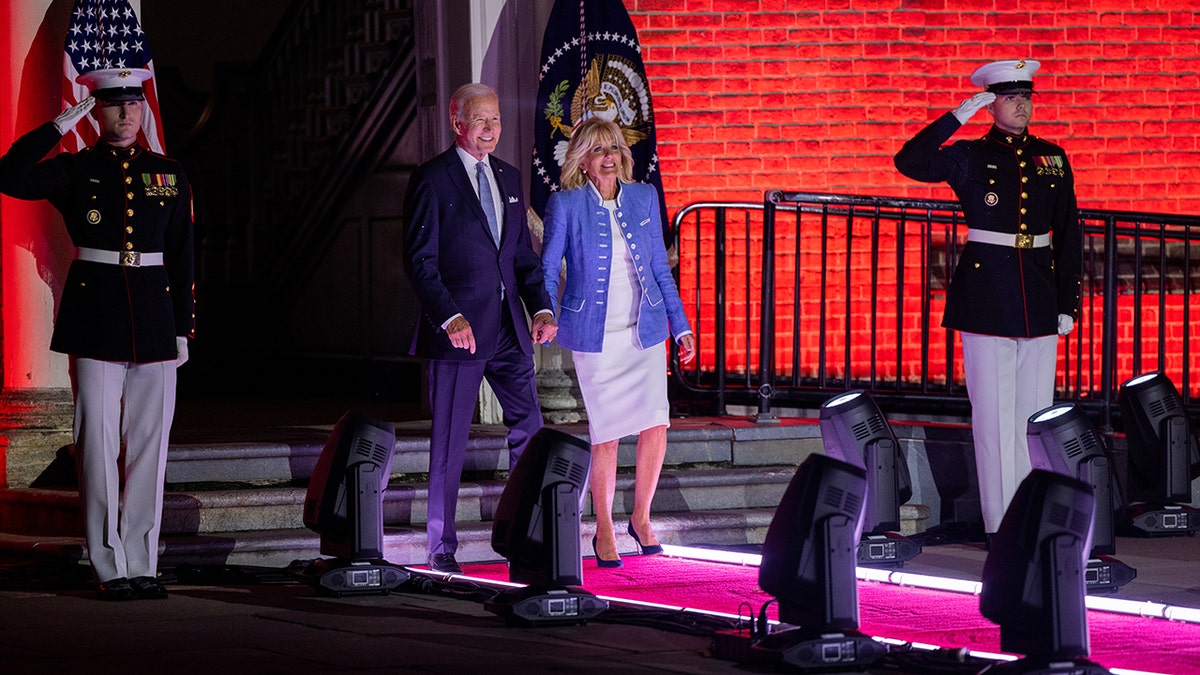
[445, 316, 477, 354]
[952, 92, 996, 125]
[53, 96, 96, 134]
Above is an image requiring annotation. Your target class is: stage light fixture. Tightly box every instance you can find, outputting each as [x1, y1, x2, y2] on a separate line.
[302, 411, 409, 596]
[818, 390, 921, 567]
[485, 427, 607, 625]
[1117, 372, 1198, 536]
[751, 454, 887, 670]
[1026, 403, 1136, 593]
[978, 470, 1112, 675]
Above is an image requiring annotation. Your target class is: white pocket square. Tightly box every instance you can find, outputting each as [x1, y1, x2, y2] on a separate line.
[508, 196, 519, 203]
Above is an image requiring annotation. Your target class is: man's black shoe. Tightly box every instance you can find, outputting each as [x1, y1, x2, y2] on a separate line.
[129, 576, 169, 599]
[96, 577, 135, 601]
[427, 553, 463, 575]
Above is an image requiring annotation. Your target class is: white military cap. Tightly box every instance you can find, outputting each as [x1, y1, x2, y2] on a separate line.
[969, 59, 1040, 94]
[76, 67, 151, 102]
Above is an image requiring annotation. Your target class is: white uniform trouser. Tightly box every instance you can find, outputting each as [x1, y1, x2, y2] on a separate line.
[70, 357, 176, 582]
[960, 332, 1058, 533]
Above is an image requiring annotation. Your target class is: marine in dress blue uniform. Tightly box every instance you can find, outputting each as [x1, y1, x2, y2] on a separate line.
[0, 68, 194, 599]
[894, 59, 1083, 535]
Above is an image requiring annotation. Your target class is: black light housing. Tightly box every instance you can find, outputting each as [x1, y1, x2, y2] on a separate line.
[485, 427, 606, 625]
[302, 411, 409, 596]
[978, 470, 1112, 675]
[1116, 372, 1198, 536]
[1027, 404, 1136, 593]
[819, 390, 921, 566]
[752, 454, 886, 670]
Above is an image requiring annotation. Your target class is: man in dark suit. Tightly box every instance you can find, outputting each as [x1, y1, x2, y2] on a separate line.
[894, 59, 1082, 539]
[0, 68, 194, 600]
[403, 83, 557, 574]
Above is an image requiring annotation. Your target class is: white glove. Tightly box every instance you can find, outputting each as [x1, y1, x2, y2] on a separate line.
[952, 92, 996, 125]
[53, 97, 96, 134]
[1057, 314, 1075, 336]
[176, 336, 189, 367]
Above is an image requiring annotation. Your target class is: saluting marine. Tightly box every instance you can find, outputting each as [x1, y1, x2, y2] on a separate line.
[0, 67, 194, 600]
[894, 59, 1083, 538]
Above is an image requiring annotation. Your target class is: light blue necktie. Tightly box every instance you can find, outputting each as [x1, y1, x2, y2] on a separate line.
[476, 161, 501, 248]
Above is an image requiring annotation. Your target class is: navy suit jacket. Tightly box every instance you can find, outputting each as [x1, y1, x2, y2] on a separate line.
[403, 146, 552, 360]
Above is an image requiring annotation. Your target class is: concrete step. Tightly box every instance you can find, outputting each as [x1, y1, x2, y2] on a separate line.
[0, 507, 783, 570]
[0, 466, 798, 537]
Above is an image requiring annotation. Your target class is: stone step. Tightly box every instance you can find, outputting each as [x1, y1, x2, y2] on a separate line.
[0, 466, 798, 537]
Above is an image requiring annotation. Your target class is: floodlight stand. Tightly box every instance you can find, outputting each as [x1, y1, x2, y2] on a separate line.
[976, 656, 1112, 674]
[1084, 555, 1136, 594]
[305, 557, 409, 597]
[750, 627, 887, 671]
[484, 585, 608, 626]
[857, 532, 922, 567]
[1118, 502, 1197, 537]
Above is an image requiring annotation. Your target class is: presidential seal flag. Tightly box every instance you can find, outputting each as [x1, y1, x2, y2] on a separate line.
[531, 0, 667, 237]
[62, 0, 166, 154]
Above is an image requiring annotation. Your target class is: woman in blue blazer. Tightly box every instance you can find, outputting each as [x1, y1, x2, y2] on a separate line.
[542, 118, 696, 568]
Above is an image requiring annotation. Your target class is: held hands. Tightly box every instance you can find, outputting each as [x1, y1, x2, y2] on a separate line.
[1057, 314, 1075, 336]
[531, 312, 558, 345]
[176, 337, 189, 367]
[53, 96, 95, 134]
[952, 92, 996, 125]
[445, 316, 476, 354]
[677, 334, 697, 364]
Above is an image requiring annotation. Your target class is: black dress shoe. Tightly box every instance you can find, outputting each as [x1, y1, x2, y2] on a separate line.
[427, 553, 463, 575]
[129, 576, 169, 599]
[627, 522, 663, 556]
[95, 577, 135, 601]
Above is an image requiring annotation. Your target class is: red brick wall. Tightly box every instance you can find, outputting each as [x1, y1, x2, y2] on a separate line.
[627, 1, 1200, 396]
[630, 0, 1200, 216]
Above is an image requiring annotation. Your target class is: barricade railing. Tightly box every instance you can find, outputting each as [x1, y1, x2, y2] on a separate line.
[670, 191, 1200, 429]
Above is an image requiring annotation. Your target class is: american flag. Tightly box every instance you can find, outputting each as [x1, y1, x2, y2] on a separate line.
[62, 0, 165, 154]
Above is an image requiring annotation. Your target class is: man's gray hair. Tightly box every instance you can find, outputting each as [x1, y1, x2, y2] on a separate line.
[450, 83, 497, 123]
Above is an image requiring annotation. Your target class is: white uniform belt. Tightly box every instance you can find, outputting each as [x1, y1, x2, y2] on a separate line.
[966, 229, 1050, 249]
[76, 247, 164, 267]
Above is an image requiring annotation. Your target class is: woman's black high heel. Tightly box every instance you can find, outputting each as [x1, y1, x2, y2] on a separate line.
[592, 535, 623, 568]
[627, 522, 663, 555]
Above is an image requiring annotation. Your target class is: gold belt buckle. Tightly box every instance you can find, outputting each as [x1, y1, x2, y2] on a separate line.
[1015, 233, 1034, 249]
[120, 251, 141, 267]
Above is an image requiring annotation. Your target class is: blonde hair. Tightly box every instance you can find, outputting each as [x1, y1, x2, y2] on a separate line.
[559, 118, 635, 191]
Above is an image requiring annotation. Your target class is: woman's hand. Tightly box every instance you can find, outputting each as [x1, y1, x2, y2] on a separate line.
[677, 334, 696, 364]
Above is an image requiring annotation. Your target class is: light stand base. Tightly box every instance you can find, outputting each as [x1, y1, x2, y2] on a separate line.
[1118, 502, 1197, 537]
[1085, 556, 1137, 594]
[305, 558, 409, 596]
[977, 656, 1112, 675]
[857, 532, 922, 567]
[484, 585, 608, 625]
[751, 627, 887, 671]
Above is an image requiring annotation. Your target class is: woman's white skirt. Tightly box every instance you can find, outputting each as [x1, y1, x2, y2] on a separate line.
[573, 332, 669, 445]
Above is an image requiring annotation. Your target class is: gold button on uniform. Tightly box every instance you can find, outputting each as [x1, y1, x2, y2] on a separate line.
[1021, 192, 1028, 198]
[125, 242, 133, 250]
[1016, 149, 1023, 156]
[125, 226, 133, 233]
[122, 162, 129, 169]
[126, 192, 134, 199]
[126, 209, 134, 216]
[125, 176, 132, 184]
[1020, 224, 1028, 231]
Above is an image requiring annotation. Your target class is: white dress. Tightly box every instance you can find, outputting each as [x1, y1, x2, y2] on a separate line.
[572, 198, 670, 444]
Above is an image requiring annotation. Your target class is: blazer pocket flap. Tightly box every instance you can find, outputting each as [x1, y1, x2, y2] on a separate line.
[560, 294, 585, 312]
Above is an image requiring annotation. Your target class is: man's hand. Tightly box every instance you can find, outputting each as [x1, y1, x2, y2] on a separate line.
[445, 316, 476, 354]
[531, 312, 558, 344]
[952, 92, 996, 125]
[54, 97, 95, 134]
[677, 334, 697, 364]
[1057, 314, 1075, 336]
[176, 337, 189, 367]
